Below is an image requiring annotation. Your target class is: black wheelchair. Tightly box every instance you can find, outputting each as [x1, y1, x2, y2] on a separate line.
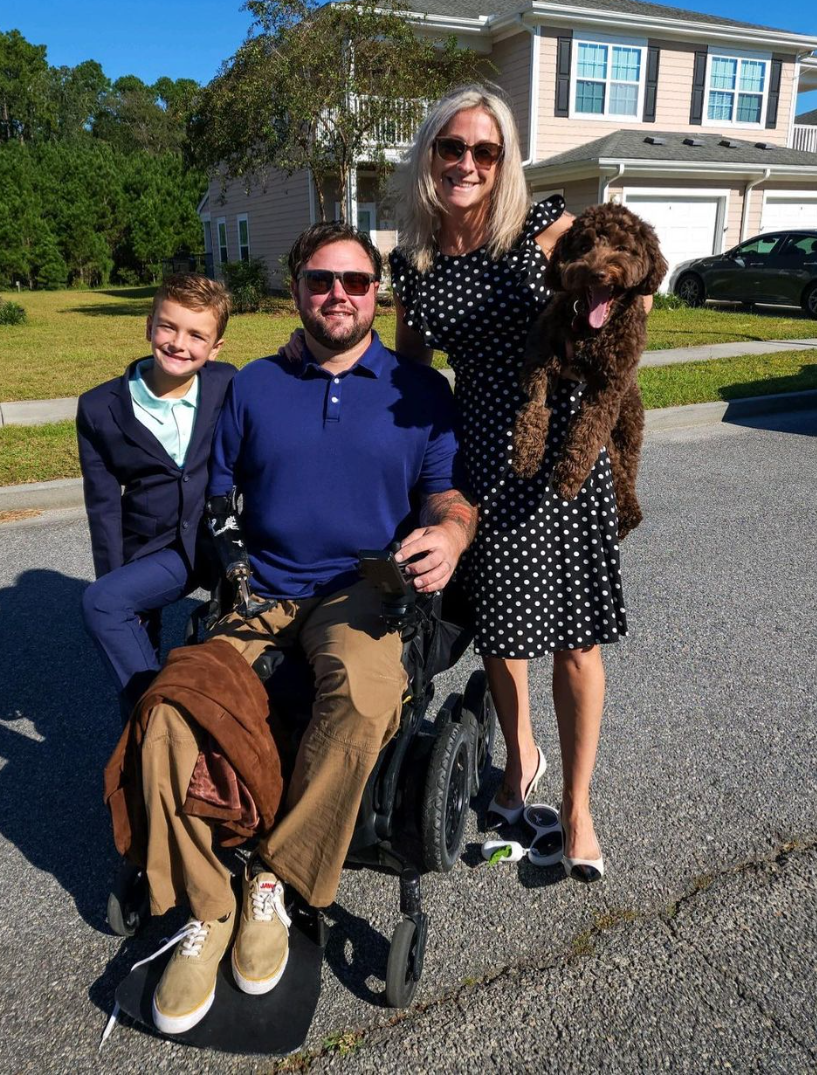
[107, 547, 496, 1032]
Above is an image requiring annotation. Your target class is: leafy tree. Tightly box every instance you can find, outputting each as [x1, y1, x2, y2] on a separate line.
[48, 60, 110, 140]
[0, 29, 53, 142]
[188, 0, 480, 220]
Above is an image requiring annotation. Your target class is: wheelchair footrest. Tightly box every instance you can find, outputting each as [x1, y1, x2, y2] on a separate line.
[114, 915, 325, 1054]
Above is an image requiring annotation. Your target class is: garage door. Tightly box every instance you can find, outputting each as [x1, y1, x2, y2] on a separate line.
[761, 196, 817, 232]
[625, 195, 722, 291]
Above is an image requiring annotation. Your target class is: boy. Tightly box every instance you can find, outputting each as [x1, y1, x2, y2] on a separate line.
[77, 274, 236, 717]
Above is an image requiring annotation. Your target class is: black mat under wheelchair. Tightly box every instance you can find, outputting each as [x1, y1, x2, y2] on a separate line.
[109, 552, 495, 1054]
[115, 896, 326, 1054]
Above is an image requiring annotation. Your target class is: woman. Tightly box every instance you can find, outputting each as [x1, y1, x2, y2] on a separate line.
[390, 84, 629, 882]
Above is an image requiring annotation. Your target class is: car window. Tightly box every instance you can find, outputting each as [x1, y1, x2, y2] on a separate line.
[778, 235, 817, 259]
[734, 235, 784, 257]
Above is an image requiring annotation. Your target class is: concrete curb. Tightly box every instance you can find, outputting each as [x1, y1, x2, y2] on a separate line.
[0, 397, 77, 428]
[2, 390, 815, 516]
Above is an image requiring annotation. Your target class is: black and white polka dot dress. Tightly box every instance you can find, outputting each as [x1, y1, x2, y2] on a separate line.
[390, 197, 627, 658]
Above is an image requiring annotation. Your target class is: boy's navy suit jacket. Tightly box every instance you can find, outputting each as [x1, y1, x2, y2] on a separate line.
[76, 358, 237, 579]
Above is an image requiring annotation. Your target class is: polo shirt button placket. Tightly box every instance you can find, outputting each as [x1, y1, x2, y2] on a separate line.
[326, 375, 342, 423]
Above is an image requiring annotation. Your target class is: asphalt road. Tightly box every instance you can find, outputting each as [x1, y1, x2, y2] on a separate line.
[0, 408, 815, 1074]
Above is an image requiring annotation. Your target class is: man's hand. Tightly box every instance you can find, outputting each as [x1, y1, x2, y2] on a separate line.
[395, 489, 478, 592]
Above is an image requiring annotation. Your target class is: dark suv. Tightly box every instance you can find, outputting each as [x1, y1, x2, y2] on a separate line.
[673, 230, 817, 318]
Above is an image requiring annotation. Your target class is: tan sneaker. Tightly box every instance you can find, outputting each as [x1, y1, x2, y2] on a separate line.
[231, 868, 291, 995]
[152, 909, 235, 1035]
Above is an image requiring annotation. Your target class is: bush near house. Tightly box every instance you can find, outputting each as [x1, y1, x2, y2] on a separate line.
[221, 259, 271, 313]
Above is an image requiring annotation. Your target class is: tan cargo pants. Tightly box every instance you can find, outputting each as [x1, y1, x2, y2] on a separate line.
[141, 580, 406, 917]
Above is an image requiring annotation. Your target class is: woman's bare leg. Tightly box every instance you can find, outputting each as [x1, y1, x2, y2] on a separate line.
[483, 656, 541, 809]
[552, 645, 605, 860]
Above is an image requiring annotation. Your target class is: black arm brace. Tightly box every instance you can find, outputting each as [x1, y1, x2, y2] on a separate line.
[204, 488, 249, 581]
[204, 489, 277, 619]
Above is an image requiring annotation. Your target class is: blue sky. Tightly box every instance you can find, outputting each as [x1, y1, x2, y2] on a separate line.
[2, 0, 816, 109]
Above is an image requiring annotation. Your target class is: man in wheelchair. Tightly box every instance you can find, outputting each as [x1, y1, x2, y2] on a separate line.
[109, 222, 477, 1036]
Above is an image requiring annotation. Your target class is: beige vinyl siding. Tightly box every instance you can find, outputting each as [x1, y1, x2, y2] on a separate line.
[552, 178, 601, 216]
[536, 31, 796, 159]
[488, 32, 532, 153]
[208, 169, 312, 286]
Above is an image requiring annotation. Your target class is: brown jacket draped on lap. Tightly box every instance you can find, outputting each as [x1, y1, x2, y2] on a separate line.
[103, 638, 284, 864]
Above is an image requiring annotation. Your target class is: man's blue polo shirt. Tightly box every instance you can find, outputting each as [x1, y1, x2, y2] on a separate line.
[208, 331, 461, 600]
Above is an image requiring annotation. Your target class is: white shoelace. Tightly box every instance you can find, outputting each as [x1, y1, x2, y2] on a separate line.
[98, 919, 206, 1051]
[250, 881, 291, 929]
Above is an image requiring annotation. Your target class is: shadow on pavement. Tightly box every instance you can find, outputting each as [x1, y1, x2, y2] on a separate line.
[722, 398, 817, 437]
[0, 568, 197, 931]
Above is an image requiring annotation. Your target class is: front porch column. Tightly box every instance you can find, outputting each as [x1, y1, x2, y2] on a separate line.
[346, 165, 358, 229]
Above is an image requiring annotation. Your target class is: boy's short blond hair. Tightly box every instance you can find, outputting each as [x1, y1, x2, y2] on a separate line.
[152, 274, 231, 339]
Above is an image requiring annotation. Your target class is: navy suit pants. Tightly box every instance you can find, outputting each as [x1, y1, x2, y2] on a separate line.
[82, 547, 196, 698]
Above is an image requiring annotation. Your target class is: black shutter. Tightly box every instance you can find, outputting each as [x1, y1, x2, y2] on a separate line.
[644, 45, 660, 123]
[690, 50, 707, 125]
[555, 34, 573, 118]
[765, 57, 783, 129]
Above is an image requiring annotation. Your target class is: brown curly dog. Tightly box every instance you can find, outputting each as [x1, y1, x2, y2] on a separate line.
[512, 203, 667, 539]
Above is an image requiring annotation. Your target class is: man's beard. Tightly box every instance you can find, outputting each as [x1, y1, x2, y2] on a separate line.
[300, 306, 373, 352]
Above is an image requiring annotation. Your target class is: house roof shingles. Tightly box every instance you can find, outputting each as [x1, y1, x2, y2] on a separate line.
[796, 108, 817, 126]
[535, 129, 817, 168]
[399, 0, 796, 36]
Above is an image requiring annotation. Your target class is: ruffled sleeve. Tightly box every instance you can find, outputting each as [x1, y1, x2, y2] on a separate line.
[388, 245, 426, 338]
[506, 194, 566, 297]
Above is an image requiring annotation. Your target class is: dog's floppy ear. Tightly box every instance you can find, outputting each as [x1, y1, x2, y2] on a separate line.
[636, 221, 669, 295]
[544, 231, 568, 291]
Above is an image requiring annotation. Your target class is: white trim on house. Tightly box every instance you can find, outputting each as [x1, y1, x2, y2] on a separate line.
[525, 157, 817, 187]
[701, 47, 772, 130]
[236, 214, 250, 262]
[405, 4, 817, 54]
[517, 19, 541, 163]
[569, 34, 648, 124]
[201, 214, 212, 258]
[788, 59, 801, 148]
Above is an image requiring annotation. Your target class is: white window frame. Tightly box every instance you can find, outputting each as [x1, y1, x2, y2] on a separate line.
[569, 33, 648, 123]
[201, 214, 212, 255]
[216, 217, 228, 265]
[702, 47, 771, 130]
[236, 214, 250, 262]
[334, 201, 378, 241]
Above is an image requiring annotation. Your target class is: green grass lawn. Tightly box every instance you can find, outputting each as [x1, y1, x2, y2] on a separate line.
[2, 350, 814, 486]
[1, 286, 815, 402]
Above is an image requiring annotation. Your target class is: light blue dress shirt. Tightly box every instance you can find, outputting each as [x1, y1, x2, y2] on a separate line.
[128, 359, 200, 466]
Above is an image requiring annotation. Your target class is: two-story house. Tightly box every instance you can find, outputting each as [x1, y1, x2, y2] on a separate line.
[199, 0, 817, 289]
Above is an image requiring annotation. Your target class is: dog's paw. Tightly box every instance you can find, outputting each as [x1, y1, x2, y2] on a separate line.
[617, 504, 643, 539]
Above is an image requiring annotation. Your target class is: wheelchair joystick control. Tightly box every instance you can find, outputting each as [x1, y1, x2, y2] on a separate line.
[358, 548, 416, 633]
[206, 490, 278, 621]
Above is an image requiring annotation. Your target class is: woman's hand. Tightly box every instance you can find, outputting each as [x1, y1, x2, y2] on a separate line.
[534, 211, 574, 258]
[281, 329, 305, 363]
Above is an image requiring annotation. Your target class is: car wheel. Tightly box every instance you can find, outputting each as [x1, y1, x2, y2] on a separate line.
[675, 273, 704, 307]
[802, 283, 817, 320]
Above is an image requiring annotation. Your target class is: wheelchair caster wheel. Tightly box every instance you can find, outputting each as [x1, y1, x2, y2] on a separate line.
[421, 719, 470, 872]
[107, 862, 149, 937]
[385, 914, 426, 1008]
[461, 670, 497, 799]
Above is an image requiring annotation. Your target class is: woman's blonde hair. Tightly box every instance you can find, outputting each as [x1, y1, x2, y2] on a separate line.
[393, 83, 530, 273]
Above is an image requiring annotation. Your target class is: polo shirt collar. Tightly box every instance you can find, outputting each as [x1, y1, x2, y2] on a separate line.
[130, 359, 199, 422]
[300, 330, 387, 379]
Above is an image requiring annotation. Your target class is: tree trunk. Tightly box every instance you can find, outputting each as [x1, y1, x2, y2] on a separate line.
[337, 165, 347, 224]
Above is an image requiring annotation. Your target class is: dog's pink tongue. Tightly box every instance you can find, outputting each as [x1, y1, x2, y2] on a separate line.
[587, 285, 612, 329]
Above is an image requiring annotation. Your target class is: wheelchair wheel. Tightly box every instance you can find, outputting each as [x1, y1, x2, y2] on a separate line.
[107, 861, 149, 938]
[385, 918, 422, 1008]
[460, 670, 497, 799]
[421, 720, 470, 872]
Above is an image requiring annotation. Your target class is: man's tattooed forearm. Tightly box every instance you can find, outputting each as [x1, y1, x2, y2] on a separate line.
[421, 489, 479, 547]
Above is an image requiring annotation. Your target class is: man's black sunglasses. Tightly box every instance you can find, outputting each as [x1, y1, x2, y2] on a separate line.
[297, 269, 379, 296]
[433, 137, 504, 168]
